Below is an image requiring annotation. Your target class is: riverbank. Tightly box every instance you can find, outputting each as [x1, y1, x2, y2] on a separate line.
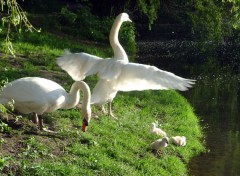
[0, 31, 204, 175]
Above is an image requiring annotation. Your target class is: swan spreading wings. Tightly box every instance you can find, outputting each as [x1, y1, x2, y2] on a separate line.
[57, 13, 195, 117]
[57, 52, 195, 104]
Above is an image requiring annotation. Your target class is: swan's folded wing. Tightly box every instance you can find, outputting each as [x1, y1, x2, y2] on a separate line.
[114, 63, 195, 91]
[57, 52, 103, 80]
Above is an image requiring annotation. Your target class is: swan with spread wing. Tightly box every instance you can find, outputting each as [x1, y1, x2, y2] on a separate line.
[58, 13, 132, 117]
[57, 13, 195, 117]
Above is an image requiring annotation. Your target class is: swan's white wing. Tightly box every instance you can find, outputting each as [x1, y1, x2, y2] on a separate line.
[57, 52, 125, 81]
[113, 63, 195, 91]
[57, 52, 104, 80]
[97, 59, 125, 80]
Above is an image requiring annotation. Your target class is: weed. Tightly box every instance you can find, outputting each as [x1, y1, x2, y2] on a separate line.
[0, 156, 12, 172]
[0, 138, 5, 152]
[0, 121, 12, 133]
[20, 137, 52, 159]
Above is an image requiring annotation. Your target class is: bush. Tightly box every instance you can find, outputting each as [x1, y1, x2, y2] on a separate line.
[59, 5, 136, 56]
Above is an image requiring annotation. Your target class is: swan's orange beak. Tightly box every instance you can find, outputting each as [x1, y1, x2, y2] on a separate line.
[82, 119, 88, 132]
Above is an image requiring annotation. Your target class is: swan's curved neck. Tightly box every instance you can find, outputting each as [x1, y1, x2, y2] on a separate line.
[109, 16, 128, 62]
[67, 81, 91, 122]
[67, 81, 91, 110]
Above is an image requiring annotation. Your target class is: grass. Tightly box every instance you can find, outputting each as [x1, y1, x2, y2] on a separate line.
[0, 31, 205, 175]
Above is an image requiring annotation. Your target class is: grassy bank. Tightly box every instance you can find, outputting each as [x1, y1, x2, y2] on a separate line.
[0, 31, 204, 175]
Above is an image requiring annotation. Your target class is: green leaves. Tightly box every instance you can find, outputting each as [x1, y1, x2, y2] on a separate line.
[0, 0, 41, 56]
[137, 0, 160, 29]
[188, 0, 240, 42]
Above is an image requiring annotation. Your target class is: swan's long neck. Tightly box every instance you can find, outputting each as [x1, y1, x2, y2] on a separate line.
[109, 16, 128, 62]
[66, 81, 90, 108]
[79, 81, 91, 122]
[67, 81, 91, 122]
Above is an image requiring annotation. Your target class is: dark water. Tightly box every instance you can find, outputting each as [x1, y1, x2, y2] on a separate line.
[137, 41, 240, 176]
[186, 76, 240, 176]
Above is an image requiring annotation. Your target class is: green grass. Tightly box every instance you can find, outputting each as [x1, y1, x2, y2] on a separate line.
[0, 31, 205, 176]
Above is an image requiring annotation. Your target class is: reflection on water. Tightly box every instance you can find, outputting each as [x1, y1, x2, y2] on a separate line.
[186, 76, 240, 176]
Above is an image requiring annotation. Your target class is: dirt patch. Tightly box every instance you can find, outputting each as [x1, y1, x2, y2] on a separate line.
[0, 112, 72, 173]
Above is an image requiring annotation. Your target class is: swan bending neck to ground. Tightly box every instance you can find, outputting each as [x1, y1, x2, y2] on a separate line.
[109, 13, 132, 62]
[0, 77, 91, 132]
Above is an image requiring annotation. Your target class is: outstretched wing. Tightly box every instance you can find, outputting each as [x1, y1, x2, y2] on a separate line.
[57, 52, 103, 80]
[112, 63, 195, 91]
[57, 51, 126, 81]
[57, 52, 195, 92]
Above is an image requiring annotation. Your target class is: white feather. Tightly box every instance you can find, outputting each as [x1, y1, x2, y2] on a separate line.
[56, 13, 195, 116]
[0, 77, 91, 128]
[150, 123, 167, 137]
[150, 137, 169, 151]
[171, 136, 187, 146]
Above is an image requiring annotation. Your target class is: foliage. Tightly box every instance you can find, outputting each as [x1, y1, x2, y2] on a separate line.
[0, 0, 40, 56]
[187, 0, 240, 42]
[137, 0, 160, 29]
[58, 5, 136, 56]
[20, 137, 52, 159]
[0, 121, 11, 133]
[0, 156, 11, 171]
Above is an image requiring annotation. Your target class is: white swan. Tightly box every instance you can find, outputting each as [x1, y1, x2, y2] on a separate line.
[57, 13, 132, 117]
[57, 13, 195, 117]
[150, 137, 169, 151]
[109, 13, 131, 62]
[171, 136, 187, 146]
[0, 77, 91, 132]
[150, 122, 167, 137]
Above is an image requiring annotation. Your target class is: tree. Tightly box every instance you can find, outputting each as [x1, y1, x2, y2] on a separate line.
[0, 0, 40, 56]
[187, 0, 240, 41]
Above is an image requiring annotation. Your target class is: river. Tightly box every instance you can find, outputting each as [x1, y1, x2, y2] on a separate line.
[137, 40, 240, 176]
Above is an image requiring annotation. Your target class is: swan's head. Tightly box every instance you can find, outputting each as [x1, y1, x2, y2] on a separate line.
[163, 137, 169, 144]
[82, 107, 91, 132]
[118, 13, 132, 22]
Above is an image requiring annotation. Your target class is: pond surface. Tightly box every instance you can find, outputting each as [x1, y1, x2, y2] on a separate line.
[137, 41, 240, 176]
[186, 76, 240, 176]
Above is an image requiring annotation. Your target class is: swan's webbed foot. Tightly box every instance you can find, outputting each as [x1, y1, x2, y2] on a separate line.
[108, 112, 118, 119]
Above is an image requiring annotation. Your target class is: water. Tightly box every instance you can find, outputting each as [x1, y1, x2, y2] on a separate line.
[186, 76, 240, 176]
[137, 41, 240, 176]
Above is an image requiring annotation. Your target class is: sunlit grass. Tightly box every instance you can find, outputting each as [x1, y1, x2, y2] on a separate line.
[0, 31, 205, 175]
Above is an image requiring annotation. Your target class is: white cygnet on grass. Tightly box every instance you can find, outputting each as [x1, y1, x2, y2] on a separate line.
[150, 122, 167, 137]
[171, 136, 186, 146]
[150, 137, 169, 151]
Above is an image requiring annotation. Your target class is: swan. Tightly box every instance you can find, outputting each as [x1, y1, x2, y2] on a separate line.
[57, 56, 195, 115]
[171, 136, 186, 146]
[150, 122, 167, 137]
[0, 77, 91, 132]
[57, 13, 132, 117]
[57, 13, 195, 117]
[109, 13, 131, 62]
[150, 137, 169, 151]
